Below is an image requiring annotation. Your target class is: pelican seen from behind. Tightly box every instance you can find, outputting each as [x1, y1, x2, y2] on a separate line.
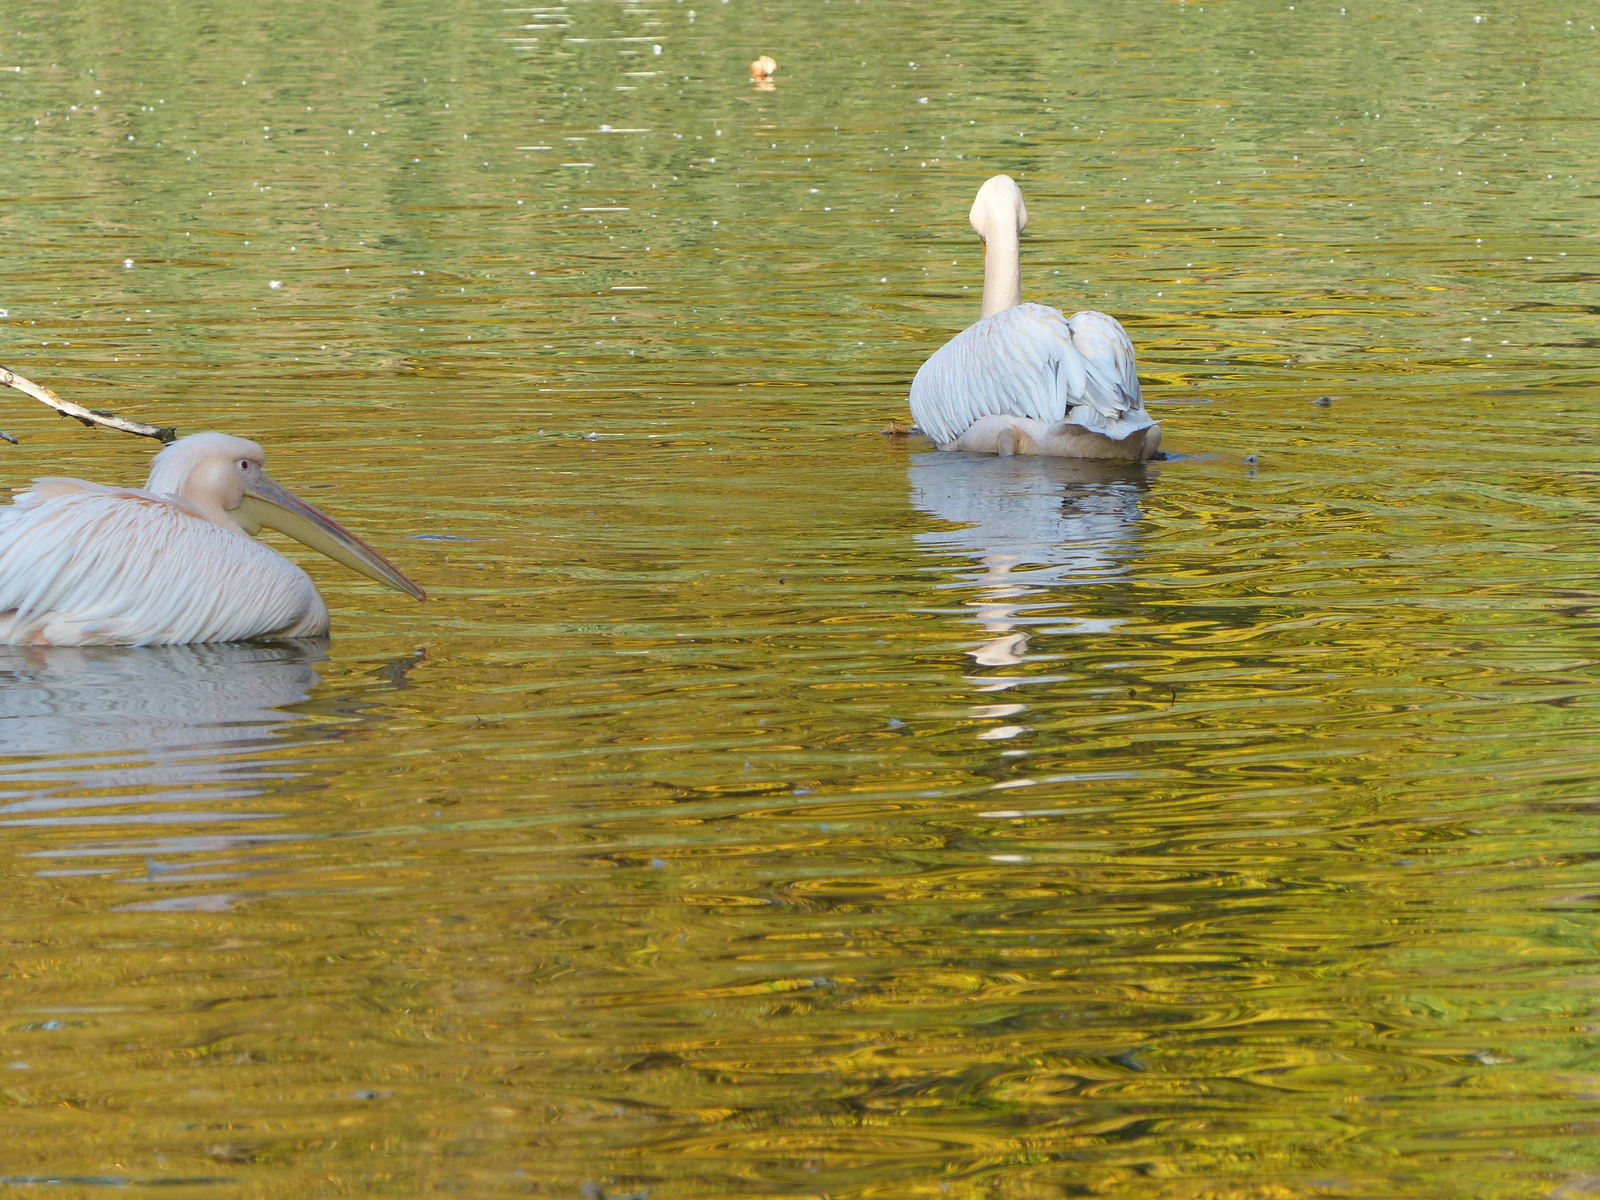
[0, 432, 424, 646]
[909, 175, 1161, 462]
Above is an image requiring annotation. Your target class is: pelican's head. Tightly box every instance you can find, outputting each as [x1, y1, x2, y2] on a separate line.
[146, 432, 425, 601]
[969, 174, 1029, 244]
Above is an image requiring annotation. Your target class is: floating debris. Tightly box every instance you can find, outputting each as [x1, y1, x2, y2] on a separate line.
[750, 54, 776, 87]
[1312, 395, 1336, 407]
[581, 1185, 649, 1200]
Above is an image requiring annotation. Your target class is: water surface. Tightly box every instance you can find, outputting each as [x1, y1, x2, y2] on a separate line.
[2, 1, 1600, 1196]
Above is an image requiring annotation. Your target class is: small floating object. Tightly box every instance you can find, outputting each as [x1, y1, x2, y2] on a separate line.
[1312, 395, 1336, 407]
[749, 54, 777, 86]
[881, 419, 915, 437]
[1110, 1049, 1149, 1073]
[581, 1185, 649, 1200]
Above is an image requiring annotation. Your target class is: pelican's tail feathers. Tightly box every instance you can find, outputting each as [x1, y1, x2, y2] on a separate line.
[1062, 403, 1157, 442]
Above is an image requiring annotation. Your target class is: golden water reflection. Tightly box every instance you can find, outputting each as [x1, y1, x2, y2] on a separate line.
[1, 0, 1600, 1196]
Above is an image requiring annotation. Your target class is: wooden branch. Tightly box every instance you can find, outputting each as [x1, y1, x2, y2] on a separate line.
[0, 364, 177, 444]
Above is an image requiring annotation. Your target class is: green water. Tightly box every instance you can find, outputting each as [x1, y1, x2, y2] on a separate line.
[2, 0, 1600, 1195]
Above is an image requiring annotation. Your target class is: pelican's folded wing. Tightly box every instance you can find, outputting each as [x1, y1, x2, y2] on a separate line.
[14, 476, 208, 519]
[0, 487, 325, 646]
[1064, 309, 1144, 425]
[910, 302, 1152, 445]
[910, 304, 1076, 445]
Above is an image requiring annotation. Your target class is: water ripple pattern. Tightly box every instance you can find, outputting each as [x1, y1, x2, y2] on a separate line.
[0, 0, 1598, 1197]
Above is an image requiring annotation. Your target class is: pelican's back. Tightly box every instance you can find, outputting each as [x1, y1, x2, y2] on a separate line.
[910, 302, 1152, 446]
[0, 482, 328, 646]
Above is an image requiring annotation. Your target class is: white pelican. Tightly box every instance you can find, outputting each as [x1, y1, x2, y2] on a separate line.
[910, 174, 1161, 462]
[0, 432, 424, 646]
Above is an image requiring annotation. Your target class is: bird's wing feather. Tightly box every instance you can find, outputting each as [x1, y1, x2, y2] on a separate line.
[1065, 309, 1144, 422]
[0, 488, 326, 646]
[911, 305, 1075, 444]
[19, 476, 210, 520]
[911, 303, 1152, 444]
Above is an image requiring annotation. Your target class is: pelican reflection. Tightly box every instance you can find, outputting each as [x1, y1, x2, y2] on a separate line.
[0, 641, 336, 895]
[0, 640, 325, 760]
[909, 451, 1149, 676]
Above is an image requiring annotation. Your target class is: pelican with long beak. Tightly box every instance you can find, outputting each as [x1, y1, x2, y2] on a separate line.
[909, 174, 1161, 461]
[0, 432, 424, 646]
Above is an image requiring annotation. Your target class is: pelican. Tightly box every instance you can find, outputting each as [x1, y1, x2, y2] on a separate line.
[909, 174, 1161, 462]
[0, 432, 424, 646]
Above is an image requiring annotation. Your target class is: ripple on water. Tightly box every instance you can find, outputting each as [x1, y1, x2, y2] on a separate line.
[2, 0, 1600, 1195]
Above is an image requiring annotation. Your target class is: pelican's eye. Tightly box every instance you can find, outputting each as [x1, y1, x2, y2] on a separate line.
[239, 460, 251, 471]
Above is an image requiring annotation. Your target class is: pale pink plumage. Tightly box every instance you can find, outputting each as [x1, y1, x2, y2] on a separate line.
[0, 479, 327, 646]
[0, 431, 421, 647]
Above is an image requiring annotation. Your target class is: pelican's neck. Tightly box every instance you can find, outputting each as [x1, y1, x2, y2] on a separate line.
[981, 226, 1022, 319]
[168, 483, 248, 535]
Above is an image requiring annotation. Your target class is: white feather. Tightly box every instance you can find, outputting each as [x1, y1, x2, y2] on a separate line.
[0, 481, 327, 647]
[910, 302, 1154, 448]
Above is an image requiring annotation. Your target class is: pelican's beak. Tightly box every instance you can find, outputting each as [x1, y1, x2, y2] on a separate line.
[237, 475, 426, 601]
